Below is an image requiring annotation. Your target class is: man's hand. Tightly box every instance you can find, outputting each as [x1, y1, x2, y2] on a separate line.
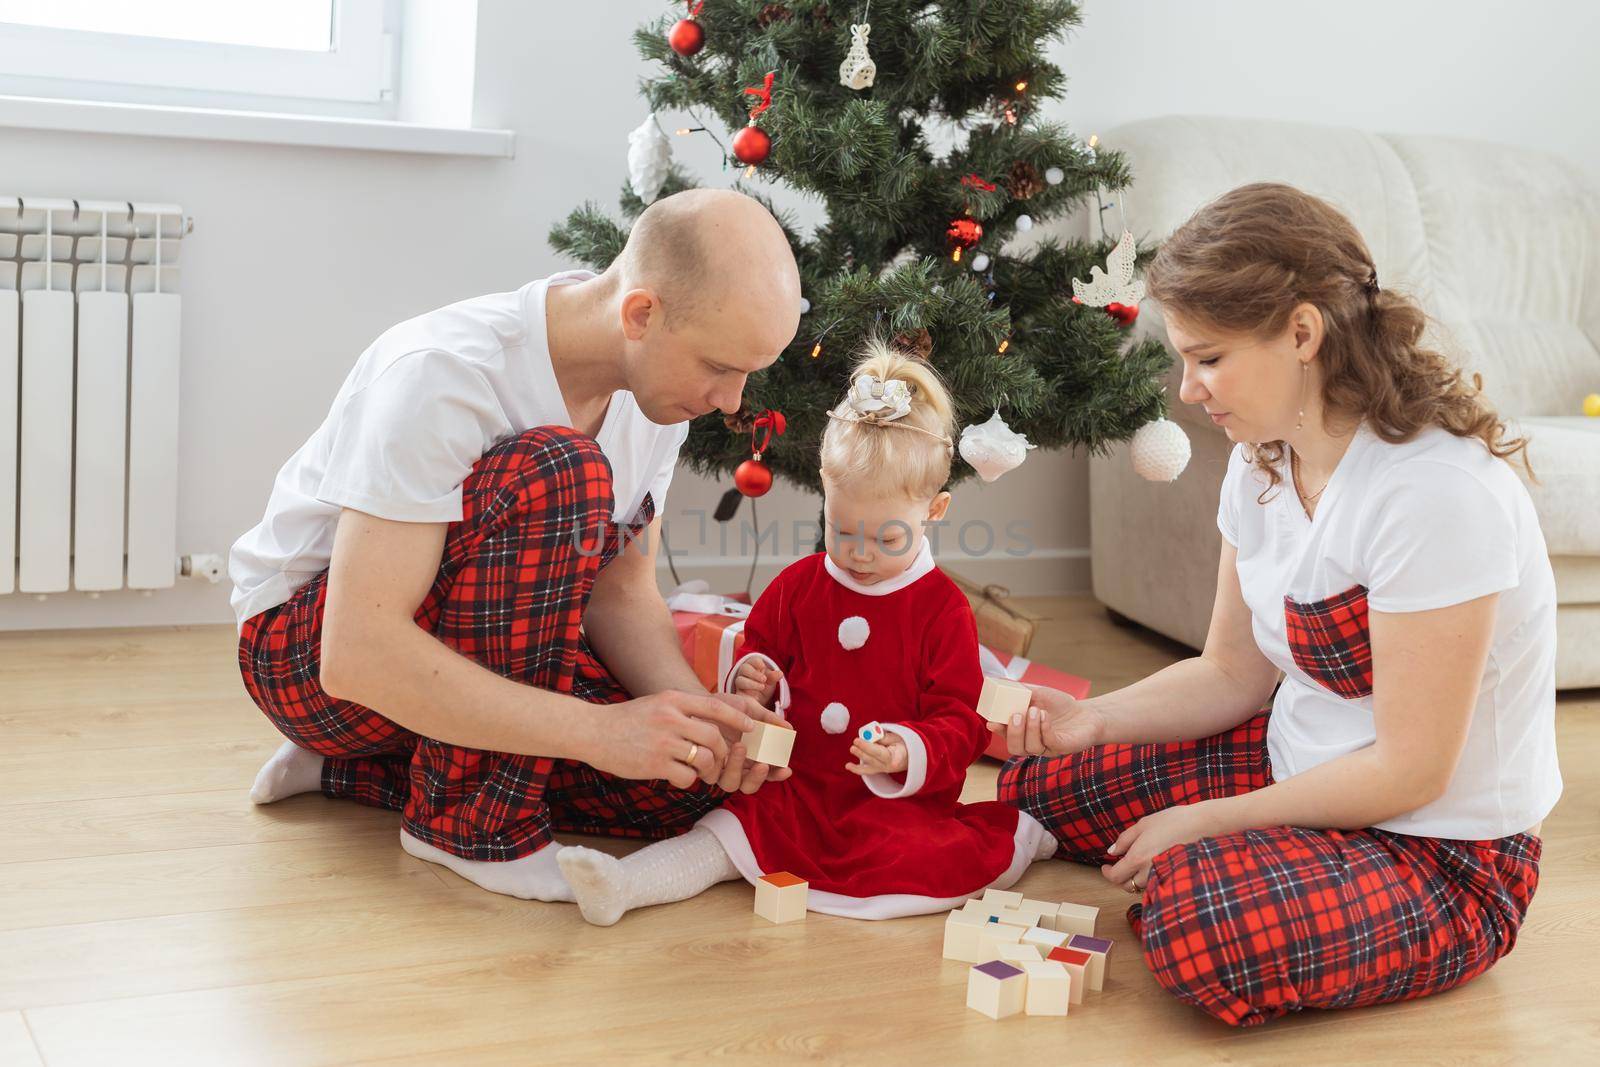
[709, 691, 793, 794]
[731, 658, 783, 707]
[583, 690, 758, 790]
[845, 732, 908, 777]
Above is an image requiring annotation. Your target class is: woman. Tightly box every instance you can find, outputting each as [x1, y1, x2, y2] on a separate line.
[995, 183, 1560, 1027]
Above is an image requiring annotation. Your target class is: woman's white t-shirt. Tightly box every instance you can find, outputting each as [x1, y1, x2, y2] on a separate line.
[1219, 423, 1561, 840]
[228, 270, 687, 630]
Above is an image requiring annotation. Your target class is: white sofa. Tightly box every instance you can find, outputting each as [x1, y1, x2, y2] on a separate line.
[1087, 116, 1600, 689]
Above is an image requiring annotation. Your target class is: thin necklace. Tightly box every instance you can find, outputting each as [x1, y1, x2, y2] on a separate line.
[1292, 450, 1329, 503]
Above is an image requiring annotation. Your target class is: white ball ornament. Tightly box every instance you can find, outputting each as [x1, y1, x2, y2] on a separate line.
[799, 297, 811, 314]
[820, 702, 851, 734]
[970, 252, 991, 273]
[838, 615, 870, 650]
[1044, 166, 1064, 186]
[1015, 214, 1033, 232]
[1130, 418, 1192, 482]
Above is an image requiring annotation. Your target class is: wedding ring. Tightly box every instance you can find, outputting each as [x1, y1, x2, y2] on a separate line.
[685, 742, 700, 766]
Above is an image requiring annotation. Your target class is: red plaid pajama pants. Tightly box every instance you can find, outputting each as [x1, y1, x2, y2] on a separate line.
[997, 712, 1542, 1027]
[238, 426, 726, 861]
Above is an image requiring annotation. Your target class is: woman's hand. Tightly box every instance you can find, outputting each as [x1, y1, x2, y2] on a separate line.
[845, 733, 908, 777]
[1100, 801, 1224, 893]
[732, 658, 782, 707]
[987, 685, 1108, 757]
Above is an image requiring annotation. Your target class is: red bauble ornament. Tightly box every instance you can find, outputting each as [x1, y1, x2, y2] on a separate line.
[734, 408, 786, 497]
[946, 216, 984, 252]
[732, 124, 771, 166]
[668, 17, 705, 56]
[1105, 302, 1140, 326]
[735, 458, 774, 497]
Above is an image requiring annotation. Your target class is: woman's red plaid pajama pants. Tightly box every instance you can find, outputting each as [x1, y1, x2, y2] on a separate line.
[238, 426, 725, 861]
[997, 712, 1541, 1027]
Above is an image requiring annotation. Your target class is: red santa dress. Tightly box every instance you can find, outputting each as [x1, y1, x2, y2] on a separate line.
[698, 540, 1051, 919]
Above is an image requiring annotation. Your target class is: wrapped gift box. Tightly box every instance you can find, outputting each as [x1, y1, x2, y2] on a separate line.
[947, 571, 1046, 658]
[667, 585, 751, 693]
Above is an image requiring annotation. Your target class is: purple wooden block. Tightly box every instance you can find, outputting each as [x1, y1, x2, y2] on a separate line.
[1069, 933, 1113, 955]
[973, 960, 1024, 981]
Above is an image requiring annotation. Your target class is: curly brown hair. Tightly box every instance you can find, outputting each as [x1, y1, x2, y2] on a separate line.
[1144, 182, 1529, 497]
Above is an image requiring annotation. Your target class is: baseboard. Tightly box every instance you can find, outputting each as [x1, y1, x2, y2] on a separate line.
[657, 548, 1091, 598]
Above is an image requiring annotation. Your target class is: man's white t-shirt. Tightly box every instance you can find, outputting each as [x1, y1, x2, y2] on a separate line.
[229, 270, 687, 630]
[1219, 423, 1561, 840]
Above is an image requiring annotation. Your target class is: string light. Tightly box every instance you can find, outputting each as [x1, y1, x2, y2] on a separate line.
[998, 338, 1010, 354]
[952, 247, 963, 263]
[1014, 80, 1028, 93]
[744, 165, 757, 178]
[811, 342, 823, 358]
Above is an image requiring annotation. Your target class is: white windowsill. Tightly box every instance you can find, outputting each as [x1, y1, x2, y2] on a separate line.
[0, 94, 515, 158]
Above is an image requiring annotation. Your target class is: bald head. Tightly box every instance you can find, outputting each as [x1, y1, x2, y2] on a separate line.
[618, 188, 799, 330]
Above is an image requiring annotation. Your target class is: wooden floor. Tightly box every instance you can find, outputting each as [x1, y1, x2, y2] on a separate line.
[2, 596, 1597, 1066]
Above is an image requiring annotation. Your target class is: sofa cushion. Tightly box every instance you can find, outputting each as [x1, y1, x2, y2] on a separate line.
[1512, 416, 1600, 556]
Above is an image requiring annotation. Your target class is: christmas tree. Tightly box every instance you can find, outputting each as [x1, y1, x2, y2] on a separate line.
[550, 0, 1175, 497]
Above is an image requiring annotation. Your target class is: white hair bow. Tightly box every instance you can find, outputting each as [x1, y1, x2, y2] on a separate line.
[844, 375, 913, 422]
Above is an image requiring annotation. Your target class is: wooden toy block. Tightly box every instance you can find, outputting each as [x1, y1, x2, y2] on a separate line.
[1068, 934, 1113, 991]
[981, 888, 1024, 909]
[1046, 946, 1091, 1005]
[1021, 926, 1069, 954]
[998, 943, 1043, 965]
[857, 721, 886, 743]
[966, 960, 1026, 1020]
[942, 909, 991, 963]
[741, 719, 796, 768]
[754, 871, 807, 923]
[1022, 960, 1072, 1016]
[976, 676, 1033, 725]
[993, 906, 1042, 929]
[1016, 899, 1057, 922]
[976, 923, 1026, 962]
[1050, 901, 1099, 937]
[962, 898, 1000, 919]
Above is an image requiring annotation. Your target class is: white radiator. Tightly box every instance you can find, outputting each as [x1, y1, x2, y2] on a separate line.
[1, 197, 188, 597]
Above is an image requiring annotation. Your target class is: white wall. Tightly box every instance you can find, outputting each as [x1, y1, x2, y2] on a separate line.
[2, 0, 1594, 631]
[1058, 0, 1600, 180]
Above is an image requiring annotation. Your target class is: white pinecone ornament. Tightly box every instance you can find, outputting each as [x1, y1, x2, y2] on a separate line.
[959, 410, 1036, 482]
[1130, 418, 1191, 482]
[626, 114, 672, 204]
[839, 23, 876, 90]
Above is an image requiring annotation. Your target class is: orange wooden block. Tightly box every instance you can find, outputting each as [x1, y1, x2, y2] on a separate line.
[755, 871, 808, 923]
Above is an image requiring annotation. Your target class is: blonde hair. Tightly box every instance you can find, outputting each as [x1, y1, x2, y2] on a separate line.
[820, 340, 956, 499]
[1144, 182, 1530, 498]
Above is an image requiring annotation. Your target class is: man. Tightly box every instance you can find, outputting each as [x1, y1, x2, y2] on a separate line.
[230, 189, 802, 901]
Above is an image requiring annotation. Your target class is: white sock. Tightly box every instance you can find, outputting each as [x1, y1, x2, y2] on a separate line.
[558, 827, 740, 927]
[249, 740, 326, 804]
[399, 828, 575, 902]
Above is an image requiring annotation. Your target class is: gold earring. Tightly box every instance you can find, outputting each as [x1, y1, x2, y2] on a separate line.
[1295, 363, 1308, 431]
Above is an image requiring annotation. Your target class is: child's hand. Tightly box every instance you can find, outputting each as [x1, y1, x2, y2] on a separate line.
[846, 732, 908, 777]
[732, 658, 782, 707]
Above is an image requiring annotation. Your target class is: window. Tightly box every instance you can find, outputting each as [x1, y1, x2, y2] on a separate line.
[0, 0, 389, 107]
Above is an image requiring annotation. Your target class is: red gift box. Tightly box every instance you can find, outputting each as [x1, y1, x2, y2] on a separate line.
[668, 588, 751, 692]
[978, 645, 1092, 761]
